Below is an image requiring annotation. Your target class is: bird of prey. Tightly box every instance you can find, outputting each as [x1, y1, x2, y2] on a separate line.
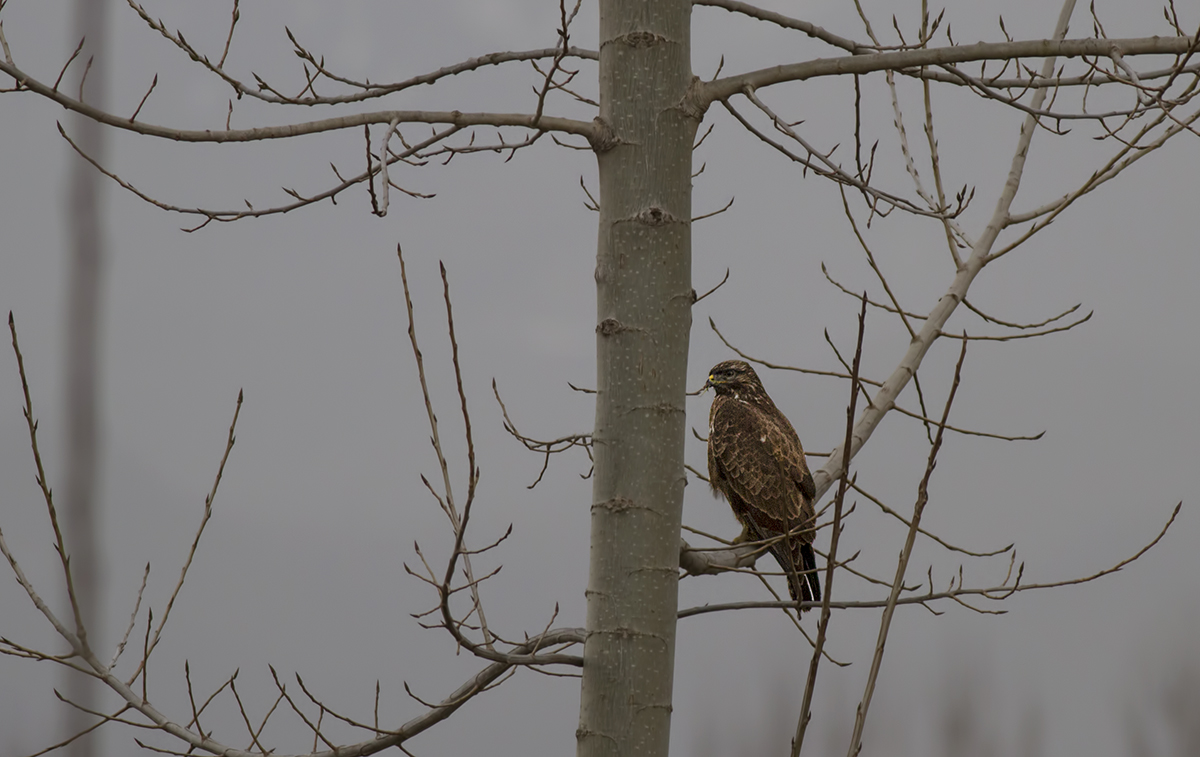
[705, 360, 821, 608]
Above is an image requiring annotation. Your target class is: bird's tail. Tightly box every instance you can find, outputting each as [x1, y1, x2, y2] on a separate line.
[800, 542, 821, 604]
[780, 541, 821, 609]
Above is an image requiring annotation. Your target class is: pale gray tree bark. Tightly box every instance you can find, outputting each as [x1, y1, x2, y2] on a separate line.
[578, 2, 698, 755]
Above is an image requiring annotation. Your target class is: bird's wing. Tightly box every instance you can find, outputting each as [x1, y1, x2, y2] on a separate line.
[708, 397, 804, 524]
[772, 412, 817, 522]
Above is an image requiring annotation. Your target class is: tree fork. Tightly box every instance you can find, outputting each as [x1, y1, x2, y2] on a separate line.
[578, 2, 698, 756]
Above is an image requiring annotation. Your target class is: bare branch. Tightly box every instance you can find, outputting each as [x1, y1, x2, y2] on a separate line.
[911, 58, 1200, 91]
[493, 380, 591, 489]
[376, 116, 401, 217]
[0, 56, 596, 142]
[20, 707, 121, 757]
[724, 93, 941, 218]
[5, 313, 87, 649]
[110, 562, 150, 669]
[531, 0, 584, 129]
[888, 402, 1045, 442]
[217, 0, 240, 69]
[52, 35, 86, 94]
[692, 0, 869, 54]
[812, 0, 1084, 501]
[821, 262, 928, 322]
[919, 20, 967, 268]
[699, 34, 1198, 105]
[851, 480, 1013, 558]
[940, 309, 1092, 341]
[397, 247, 581, 668]
[692, 196, 735, 222]
[128, 73, 157, 122]
[123, 0, 597, 105]
[679, 501, 1180, 619]
[837, 188, 916, 338]
[793, 293, 867, 756]
[994, 82, 1200, 258]
[693, 268, 730, 304]
[709, 316, 884, 386]
[230, 675, 276, 753]
[0, 19, 14, 67]
[130, 390, 242, 684]
[962, 299, 1083, 330]
[579, 175, 599, 211]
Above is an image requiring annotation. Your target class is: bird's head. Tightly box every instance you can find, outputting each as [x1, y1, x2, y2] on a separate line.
[705, 360, 762, 396]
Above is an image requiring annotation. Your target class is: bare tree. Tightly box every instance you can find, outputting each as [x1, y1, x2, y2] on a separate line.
[0, 1, 1193, 756]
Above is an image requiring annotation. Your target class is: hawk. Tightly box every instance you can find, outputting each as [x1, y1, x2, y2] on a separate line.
[705, 360, 821, 608]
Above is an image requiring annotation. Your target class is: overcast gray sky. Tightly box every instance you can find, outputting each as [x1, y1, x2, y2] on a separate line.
[1, 2, 1197, 756]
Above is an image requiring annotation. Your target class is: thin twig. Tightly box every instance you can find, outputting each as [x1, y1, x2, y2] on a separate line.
[130, 391, 243, 684]
[110, 563, 150, 668]
[838, 187, 915, 338]
[793, 293, 867, 757]
[693, 268, 730, 304]
[846, 334, 969, 757]
[679, 500, 1179, 619]
[709, 317, 884, 387]
[129, 74, 157, 122]
[6, 313, 87, 649]
[851, 480, 1013, 558]
[397, 247, 580, 668]
[692, 196, 735, 222]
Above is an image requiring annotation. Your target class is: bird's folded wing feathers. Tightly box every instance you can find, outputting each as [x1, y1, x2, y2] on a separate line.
[710, 400, 803, 523]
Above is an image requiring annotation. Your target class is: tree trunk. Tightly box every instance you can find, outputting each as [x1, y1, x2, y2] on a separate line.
[578, 2, 698, 756]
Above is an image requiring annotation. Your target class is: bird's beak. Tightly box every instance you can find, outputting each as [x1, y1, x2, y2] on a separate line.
[704, 374, 716, 391]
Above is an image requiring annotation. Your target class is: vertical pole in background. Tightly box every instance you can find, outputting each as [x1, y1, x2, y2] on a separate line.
[64, 0, 108, 753]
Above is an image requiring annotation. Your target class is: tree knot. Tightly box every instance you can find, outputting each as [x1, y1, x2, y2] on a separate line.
[589, 117, 620, 154]
[615, 31, 668, 49]
[635, 206, 679, 226]
[593, 497, 639, 513]
[680, 75, 709, 121]
[596, 318, 627, 336]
